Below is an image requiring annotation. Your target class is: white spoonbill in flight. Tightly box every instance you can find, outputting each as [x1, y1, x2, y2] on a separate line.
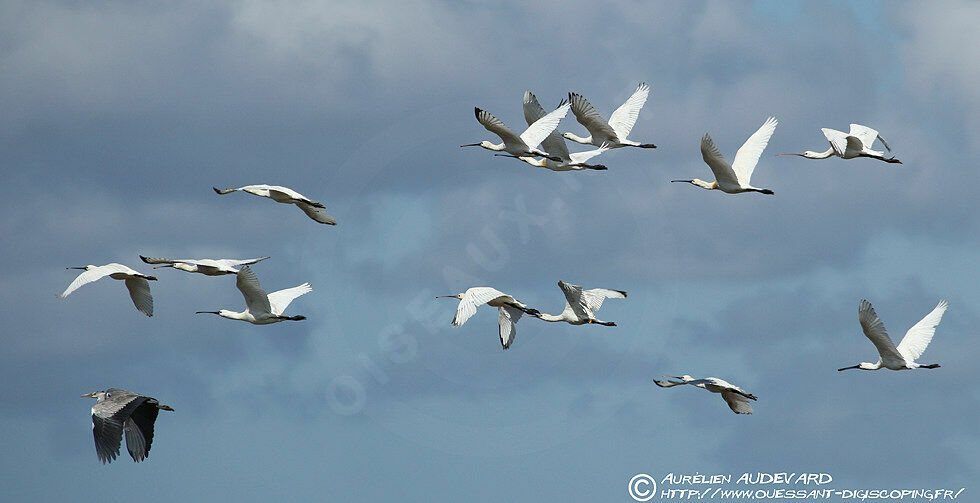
[494, 91, 609, 171]
[672, 117, 778, 195]
[140, 255, 270, 276]
[838, 299, 948, 371]
[461, 101, 571, 161]
[779, 124, 901, 164]
[563, 82, 657, 149]
[437, 287, 540, 350]
[195, 266, 311, 324]
[532, 281, 626, 326]
[61, 263, 156, 317]
[213, 184, 337, 225]
[653, 375, 757, 414]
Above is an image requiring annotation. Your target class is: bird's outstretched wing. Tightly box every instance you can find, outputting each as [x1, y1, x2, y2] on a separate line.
[236, 266, 272, 316]
[858, 300, 905, 366]
[60, 264, 131, 298]
[652, 377, 685, 388]
[557, 281, 592, 320]
[452, 287, 508, 326]
[848, 124, 889, 151]
[498, 305, 523, 349]
[519, 101, 570, 149]
[267, 283, 313, 316]
[821, 128, 850, 157]
[296, 202, 338, 225]
[124, 277, 154, 317]
[475, 108, 524, 146]
[568, 144, 609, 165]
[568, 92, 618, 141]
[139, 256, 176, 265]
[700, 133, 740, 187]
[582, 288, 626, 313]
[721, 391, 754, 414]
[896, 300, 948, 362]
[731, 116, 777, 185]
[524, 91, 571, 162]
[607, 82, 649, 141]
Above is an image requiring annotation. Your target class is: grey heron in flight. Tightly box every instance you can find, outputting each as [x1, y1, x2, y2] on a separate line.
[60, 263, 157, 317]
[140, 255, 270, 276]
[654, 375, 757, 414]
[81, 388, 174, 463]
[213, 184, 338, 225]
[195, 266, 311, 324]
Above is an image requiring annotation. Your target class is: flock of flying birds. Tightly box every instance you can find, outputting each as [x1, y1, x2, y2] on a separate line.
[63, 81, 942, 464]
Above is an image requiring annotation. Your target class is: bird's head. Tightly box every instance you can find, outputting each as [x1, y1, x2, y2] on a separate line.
[171, 263, 197, 272]
[67, 265, 96, 271]
[666, 374, 694, 382]
[561, 132, 575, 141]
[435, 293, 464, 301]
[195, 310, 235, 318]
[81, 390, 108, 402]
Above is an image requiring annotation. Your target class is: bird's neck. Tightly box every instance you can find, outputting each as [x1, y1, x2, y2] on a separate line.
[220, 310, 250, 321]
[482, 142, 505, 152]
[564, 132, 592, 145]
[809, 148, 835, 159]
[692, 178, 717, 190]
[860, 362, 881, 370]
[535, 313, 566, 322]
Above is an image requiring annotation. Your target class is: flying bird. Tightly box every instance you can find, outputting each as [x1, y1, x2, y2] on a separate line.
[437, 287, 540, 349]
[195, 266, 311, 324]
[838, 299, 948, 371]
[563, 82, 657, 149]
[494, 91, 609, 171]
[779, 124, 901, 163]
[82, 388, 174, 463]
[672, 117, 778, 195]
[212, 184, 337, 225]
[461, 101, 571, 161]
[532, 280, 626, 326]
[61, 263, 156, 317]
[140, 255, 270, 276]
[653, 375, 757, 414]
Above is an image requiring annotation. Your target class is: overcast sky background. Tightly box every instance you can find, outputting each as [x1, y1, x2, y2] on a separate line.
[1, 0, 978, 500]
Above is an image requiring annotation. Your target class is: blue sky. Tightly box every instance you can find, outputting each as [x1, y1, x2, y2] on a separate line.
[1, 0, 978, 501]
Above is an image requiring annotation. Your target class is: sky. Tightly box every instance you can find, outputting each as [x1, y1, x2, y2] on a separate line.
[1, 0, 978, 501]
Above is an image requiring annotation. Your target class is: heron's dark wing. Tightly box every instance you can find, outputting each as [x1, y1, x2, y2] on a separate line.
[91, 391, 147, 463]
[721, 391, 754, 414]
[125, 401, 161, 462]
[92, 413, 125, 463]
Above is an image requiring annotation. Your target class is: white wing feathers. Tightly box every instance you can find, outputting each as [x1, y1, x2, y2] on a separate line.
[519, 101, 570, 149]
[124, 278, 154, 317]
[848, 124, 890, 151]
[896, 300, 948, 362]
[582, 288, 627, 313]
[731, 116, 777, 185]
[236, 266, 272, 316]
[61, 266, 119, 298]
[858, 300, 905, 366]
[524, 91, 572, 162]
[267, 283, 313, 316]
[568, 145, 609, 164]
[700, 133, 739, 186]
[452, 287, 508, 327]
[607, 82, 649, 140]
[498, 305, 523, 349]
